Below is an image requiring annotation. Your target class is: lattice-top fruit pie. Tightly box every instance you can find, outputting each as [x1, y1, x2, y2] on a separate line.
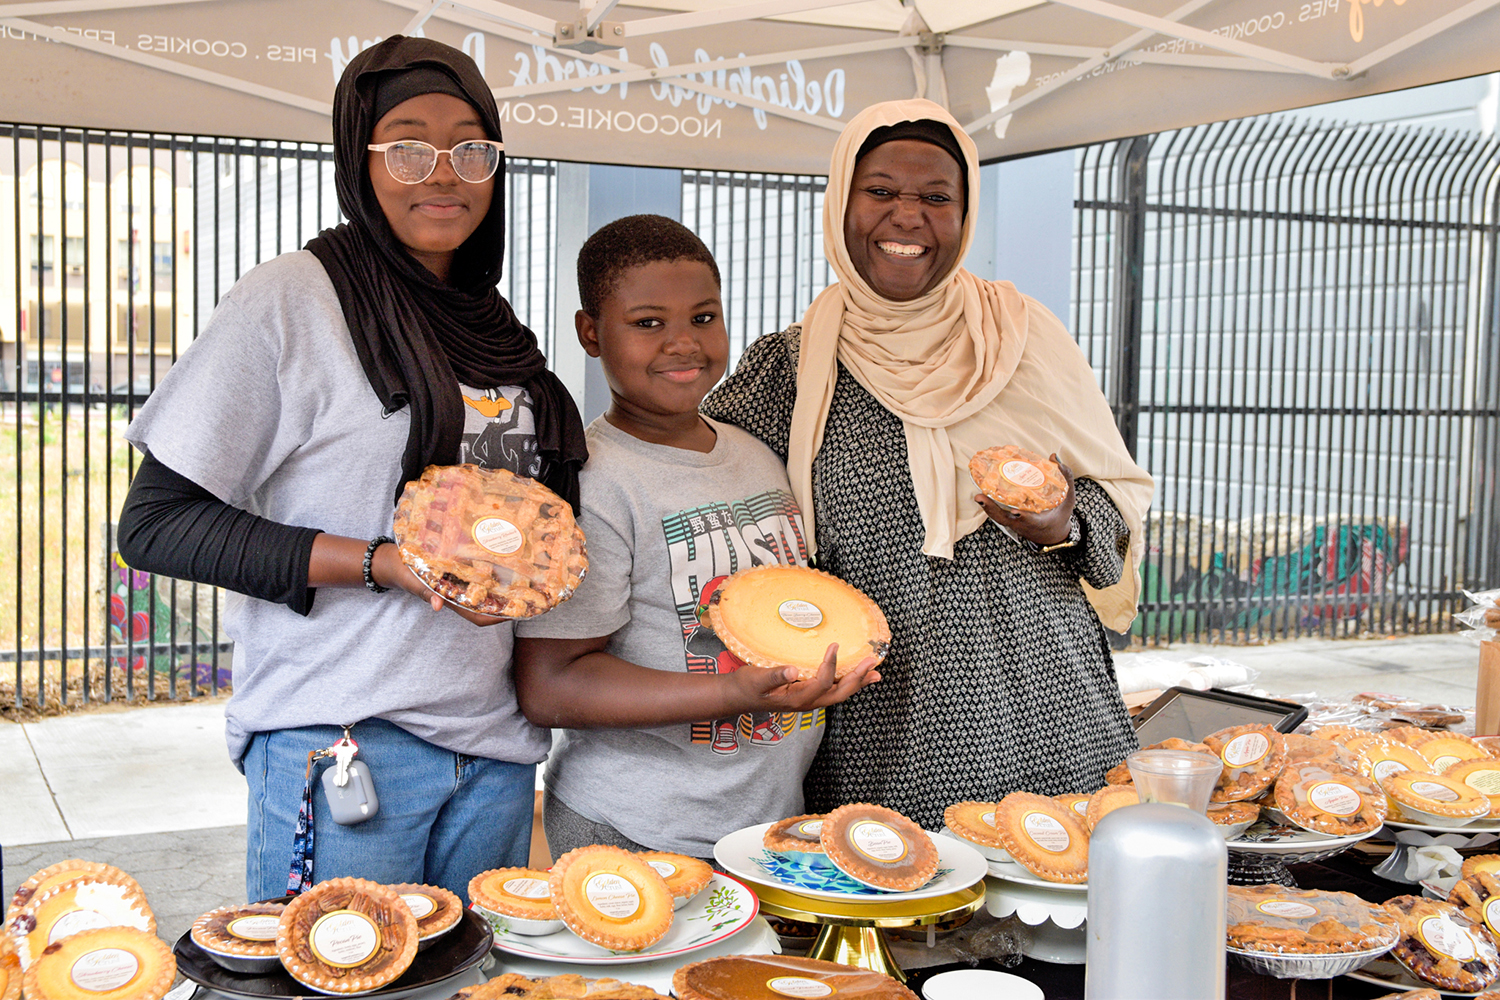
[453, 973, 670, 999]
[1387, 894, 1500, 993]
[393, 464, 587, 619]
[276, 877, 417, 995]
[968, 445, 1069, 512]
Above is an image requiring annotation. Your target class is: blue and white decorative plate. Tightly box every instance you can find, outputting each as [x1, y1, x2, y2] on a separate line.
[714, 823, 988, 903]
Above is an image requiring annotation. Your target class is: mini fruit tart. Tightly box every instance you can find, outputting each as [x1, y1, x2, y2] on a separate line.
[387, 884, 461, 947]
[992, 792, 1090, 884]
[1449, 872, 1500, 938]
[1205, 724, 1287, 803]
[1392, 729, 1491, 771]
[1387, 894, 1500, 993]
[763, 814, 830, 865]
[468, 868, 561, 936]
[1382, 771, 1491, 827]
[634, 853, 712, 909]
[20, 926, 174, 1000]
[548, 846, 674, 951]
[1443, 759, 1500, 819]
[277, 877, 418, 995]
[1085, 784, 1141, 834]
[1226, 884, 1399, 955]
[1104, 739, 1213, 785]
[1273, 762, 1387, 836]
[820, 804, 939, 892]
[968, 445, 1069, 513]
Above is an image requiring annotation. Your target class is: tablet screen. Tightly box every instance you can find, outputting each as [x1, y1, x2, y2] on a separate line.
[1133, 687, 1306, 745]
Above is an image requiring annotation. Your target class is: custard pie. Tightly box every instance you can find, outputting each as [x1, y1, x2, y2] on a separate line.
[1273, 762, 1387, 836]
[820, 803, 939, 892]
[1382, 771, 1491, 826]
[394, 464, 588, 619]
[277, 877, 418, 994]
[1444, 759, 1500, 818]
[11, 874, 155, 970]
[673, 955, 918, 1000]
[1387, 894, 1500, 992]
[706, 565, 890, 678]
[1394, 729, 1491, 771]
[635, 853, 713, 907]
[1225, 884, 1399, 954]
[1055, 794, 1092, 820]
[190, 902, 284, 961]
[1347, 735, 1432, 785]
[992, 792, 1090, 883]
[1205, 724, 1287, 802]
[4, 862, 138, 926]
[549, 846, 674, 951]
[470, 868, 558, 923]
[453, 972, 670, 998]
[20, 926, 174, 1000]
[969, 445, 1069, 513]
[1464, 856, 1500, 879]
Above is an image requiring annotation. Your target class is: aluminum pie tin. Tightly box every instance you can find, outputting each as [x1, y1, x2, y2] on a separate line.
[470, 903, 563, 937]
[193, 942, 282, 975]
[1225, 943, 1393, 980]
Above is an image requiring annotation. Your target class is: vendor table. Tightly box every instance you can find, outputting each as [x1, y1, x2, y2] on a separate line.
[753, 881, 987, 984]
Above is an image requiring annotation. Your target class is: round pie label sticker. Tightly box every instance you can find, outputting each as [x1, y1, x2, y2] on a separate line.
[583, 873, 642, 920]
[473, 517, 524, 555]
[1308, 781, 1362, 817]
[308, 909, 381, 969]
[1001, 460, 1046, 489]
[69, 948, 139, 992]
[1022, 811, 1071, 853]
[227, 915, 282, 942]
[767, 978, 835, 998]
[1465, 770, 1500, 795]
[1434, 755, 1462, 771]
[1222, 733, 1271, 768]
[1372, 759, 1409, 783]
[400, 893, 436, 920]
[795, 820, 824, 839]
[1257, 900, 1318, 919]
[47, 908, 110, 945]
[778, 600, 824, 629]
[1485, 898, 1500, 936]
[1410, 780, 1461, 802]
[1419, 915, 1478, 962]
[1070, 800, 1089, 816]
[982, 811, 997, 828]
[849, 821, 909, 864]
[647, 860, 678, 879]
[502, 877, 550, 900]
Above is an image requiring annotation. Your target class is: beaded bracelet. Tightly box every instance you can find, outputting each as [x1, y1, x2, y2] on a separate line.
[364, 535, 394, 593]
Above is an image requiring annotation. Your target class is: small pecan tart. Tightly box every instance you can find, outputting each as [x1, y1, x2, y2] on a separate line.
[1205, 724, 1287, 802]
[1443, 759, 1500, 818]
[674, 955, 918, 1000]
[992, 792, 1090, 883]
[1104, 738, 1212, 785]
[1209, 801, 1260, 826]
[1387, 894, 1500, 992]
[1085, 784, 1141, 833]
[1383, 771, 1491, 826]
[1449, 872, 1500, 936]
[820, 803, 939, 892]
[20, 926, 175, 1000]
[549, 846, 674, 951]
[635, 853, 712, 906]
[190, 902, 284, 959]
[763, 814, 828, 855]
[469, 868, 557, 922]
[943, 802, 1004, 849]
[454, 972, 670, 998]
[11, 875, 155, 971]
[1274, 762, 1386, 836]
[968, 445, 1069, 513]
[1226, 884, 1399, 955]
[277, 877, 418, 994]
[387, 884, 461, 941]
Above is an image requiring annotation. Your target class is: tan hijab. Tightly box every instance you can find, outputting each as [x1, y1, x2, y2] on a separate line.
[787, 98, 1155, 631]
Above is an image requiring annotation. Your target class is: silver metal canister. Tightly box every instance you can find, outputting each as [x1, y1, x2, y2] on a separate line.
[1084, 803, 1227, 999]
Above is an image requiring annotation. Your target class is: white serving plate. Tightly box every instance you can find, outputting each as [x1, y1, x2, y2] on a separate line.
[1226, 821, 1374, 857]
[1386, 816, 1500, 835]
[713, 823, 987, 903]
[985, 858, 1087, 893]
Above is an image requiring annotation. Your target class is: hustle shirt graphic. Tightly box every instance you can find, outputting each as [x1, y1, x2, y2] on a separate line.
[662, 490, 823, 755]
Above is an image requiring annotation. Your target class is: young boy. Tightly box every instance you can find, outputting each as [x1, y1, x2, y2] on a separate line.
[514, 214, 879, 860]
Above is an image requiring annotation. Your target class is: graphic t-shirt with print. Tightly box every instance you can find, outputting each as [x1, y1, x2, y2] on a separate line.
[516, 415, 821, 857]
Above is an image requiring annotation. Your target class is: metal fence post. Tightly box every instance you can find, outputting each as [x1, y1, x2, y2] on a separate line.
[1111, 135, 1150, 459]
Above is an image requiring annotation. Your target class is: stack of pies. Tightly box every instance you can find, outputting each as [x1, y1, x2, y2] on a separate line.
[991, 792, 1090, 883]
[705, 565, 890, 679]
[276, 877, 418, 994]
[388, 883, 462, 948]
[1386, 895, 1500, 992]
[20, 926, 175, 1000]
[1341, 735, 1432, 785]
[1225, 884, 1399, 955]
[9, 874, 156, 970]
[548, 846, 675, 952]
[469, 868, 562, 936]
[763, 815, 831, 866]
[1381, 771, 1491, 827]
[968, 445, 1069, 512]
[190, 902, 284, 972]
[673, 956, 918, 1000]
[394, 463, 588, 619]
[820, 804, 939, 892]
[1204, 724, 1288, 802]
[635, 853, 713, 909]
[454, 972, 669, 998]
[1387, 729, 1490, 771]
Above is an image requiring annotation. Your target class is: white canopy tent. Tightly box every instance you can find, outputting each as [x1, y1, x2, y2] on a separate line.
[0, 0, 1495, 171]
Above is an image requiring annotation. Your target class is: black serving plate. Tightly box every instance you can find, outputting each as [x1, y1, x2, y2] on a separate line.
[172, 907, 491, 999]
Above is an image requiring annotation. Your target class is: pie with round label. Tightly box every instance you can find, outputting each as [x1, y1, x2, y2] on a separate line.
[764, 815, 828, 855]
[673, 955, 918, 1000]
[1205, 724, 1287, 802]
[1055, 794, 1092, 820]
[1104, 739, 1211, 785]
[1225, 885, 1399, 955]
[548, 846, 674, 951]
[190, 903, 285, 959]
[1449, 873, 1500, 938]
[1382, 771, 1491, 821]
[1085, 784, 1141, 833]
[1387, 894, 1500, 992]
[0, 934, 18, 1000]
[1442, 760, 1500, 818]
[10, 875, 155, 970]
[634, 853, 713, 905]
[20, 926, 175, 1000]
[705, 565, 890, 678]
[276, 877, 418, 994]
[452, 972, 670, 998]
[992, 792, 1090, 883]
[469, 868, 558, 922]
[1273, 762, 1386, 836]
[1208, 802, 1259, 826]
[943, 802, 1004, 848]
[820, 803, 939, 892]
[1283, 734, 1364, 772]
[968, 445, 1069, 513]
[387, 884, 461, 939]
[1346, 735, 1432, 785]
[4, 863, 138, 927]
[1463, 855, 1500, 879]
[1392, 730, 1491, 771]
[394, 463, 588, 619]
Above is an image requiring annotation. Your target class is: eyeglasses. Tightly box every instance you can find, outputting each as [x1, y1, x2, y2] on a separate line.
[367, 139, 505, 184]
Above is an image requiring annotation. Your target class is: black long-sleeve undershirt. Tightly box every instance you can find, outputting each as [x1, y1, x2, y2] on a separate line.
[116, 451, 323, 616]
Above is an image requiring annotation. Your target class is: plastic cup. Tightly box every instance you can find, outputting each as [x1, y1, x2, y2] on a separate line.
[1125, 749, 1223, 813]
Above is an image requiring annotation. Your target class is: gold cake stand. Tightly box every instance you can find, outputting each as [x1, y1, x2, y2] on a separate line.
[753, 881, 986, 984]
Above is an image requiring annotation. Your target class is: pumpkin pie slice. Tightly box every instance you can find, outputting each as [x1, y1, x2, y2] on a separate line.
[635, 853, 713, 908]
[968, 445, 1069, 513]
[388, 883, 462, 943]
[470, 868, 558, 923]
[11, 875, 155, 970]
[0, 935, 18, 1000]
[706, 565, 890, 679]
[1382, 771, 1491, 826]
[549, 846, 674, 951]
[820, 804, 939, 892]
[1394, 730, 1492, 771]
[20, 926, 174, 1000]
[190, 902, 284, 960]
[4, 863, 139, 927]
[1387, 894, 1500, 992]
[1273, 763, 1386, 836]
[1085, 784, 1141, 833]
[277, 877, 418, 994]
[943, 802, 1004, 849]
[1104, 739, 1210, 785]
[1442, 760, 1500, 818]
[764, 815, 828, 858]
[1205, 724, 1287, 803]
[454, 972, 670, 998]
[673, 955, 918, 1000]
[993, 792, 1090, 883]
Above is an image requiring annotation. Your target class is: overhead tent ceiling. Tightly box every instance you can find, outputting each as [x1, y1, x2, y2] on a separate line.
[0, 0, 1496, 172]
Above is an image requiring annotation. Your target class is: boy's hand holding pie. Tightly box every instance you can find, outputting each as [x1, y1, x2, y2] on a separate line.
[729, 642, 881, 713]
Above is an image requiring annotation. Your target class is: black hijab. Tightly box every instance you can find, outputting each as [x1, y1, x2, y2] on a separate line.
[305, 35, 586, 509]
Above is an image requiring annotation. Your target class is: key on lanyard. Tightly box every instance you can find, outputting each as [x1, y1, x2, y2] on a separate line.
[331, 725, 358, 787]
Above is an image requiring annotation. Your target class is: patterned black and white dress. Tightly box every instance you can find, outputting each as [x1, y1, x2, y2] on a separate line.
[702, 326, 1140, 829]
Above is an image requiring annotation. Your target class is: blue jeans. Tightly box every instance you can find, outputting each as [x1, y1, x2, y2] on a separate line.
[244, 719, 534, 905]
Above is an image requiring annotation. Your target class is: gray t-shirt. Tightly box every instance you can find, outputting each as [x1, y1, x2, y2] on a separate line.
[127, 250, 551, 767]
[517, 416, 822, 856]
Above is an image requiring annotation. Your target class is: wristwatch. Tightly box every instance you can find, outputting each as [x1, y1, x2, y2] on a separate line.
[1028, 515, 1081, 554]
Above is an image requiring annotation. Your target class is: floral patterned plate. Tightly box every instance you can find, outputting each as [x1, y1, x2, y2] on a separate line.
[479, 873, 757, 965]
